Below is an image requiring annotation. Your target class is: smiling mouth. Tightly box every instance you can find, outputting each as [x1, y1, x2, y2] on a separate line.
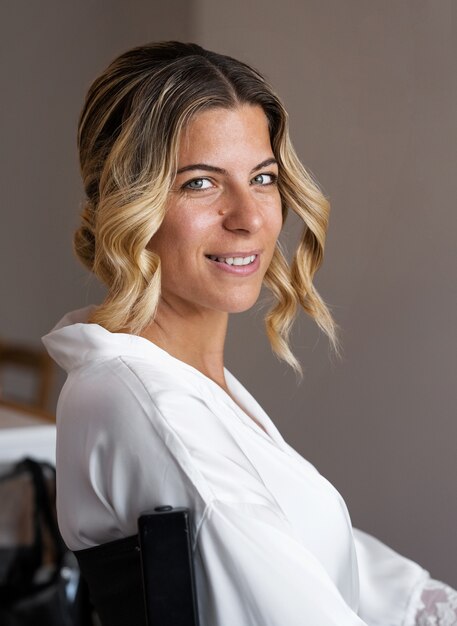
[205, 254, 257, 266]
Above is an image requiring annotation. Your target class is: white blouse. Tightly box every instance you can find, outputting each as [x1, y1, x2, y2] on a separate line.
[43, 305, 431, 626]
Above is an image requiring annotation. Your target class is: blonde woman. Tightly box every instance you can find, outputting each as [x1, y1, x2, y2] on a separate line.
[43, 42, 456, 625]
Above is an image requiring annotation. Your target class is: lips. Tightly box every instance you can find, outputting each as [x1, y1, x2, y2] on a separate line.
[205, 249, 261, 258]
[206, 254, 256, 266]
[205, 253, 261, 276]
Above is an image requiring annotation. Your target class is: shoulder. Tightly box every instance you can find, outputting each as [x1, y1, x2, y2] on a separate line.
[57, 352, 278, 504]
[57, 352, 206, 432]
[56, 355, 220, 499]
[56, 355, 216, 494]
[55, 356, 216, 547]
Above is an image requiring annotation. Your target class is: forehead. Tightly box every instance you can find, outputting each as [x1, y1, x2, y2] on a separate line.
[178, 105, 273, 165]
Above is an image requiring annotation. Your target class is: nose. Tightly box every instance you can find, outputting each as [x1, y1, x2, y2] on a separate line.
[219, 187, 264, 234]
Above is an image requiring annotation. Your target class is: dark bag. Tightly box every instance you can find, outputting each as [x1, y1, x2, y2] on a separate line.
[0, 457, 93, 626]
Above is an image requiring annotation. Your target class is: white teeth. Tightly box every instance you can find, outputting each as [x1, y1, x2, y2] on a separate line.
[208, 254, 256, 266]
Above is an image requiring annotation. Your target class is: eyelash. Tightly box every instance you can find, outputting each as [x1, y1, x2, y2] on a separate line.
[182, 172, 278, 192]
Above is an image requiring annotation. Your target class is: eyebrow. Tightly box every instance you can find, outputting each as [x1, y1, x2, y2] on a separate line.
[176, 157, 278, 176]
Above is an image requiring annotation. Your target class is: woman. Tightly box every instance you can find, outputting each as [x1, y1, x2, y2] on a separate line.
[42, 41, 456, 625]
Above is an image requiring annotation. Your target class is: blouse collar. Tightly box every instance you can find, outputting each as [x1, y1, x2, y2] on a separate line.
[42, 305, 289, 452]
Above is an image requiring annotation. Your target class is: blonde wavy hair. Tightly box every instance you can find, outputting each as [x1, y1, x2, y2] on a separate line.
[75, 41, 339, 375]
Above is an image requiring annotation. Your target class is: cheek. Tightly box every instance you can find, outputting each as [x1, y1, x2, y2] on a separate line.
[264, 205, 283, 264]
[275, 209, 284, 235]
[269, 200, 284, 240]
[152, 215, 208, 273]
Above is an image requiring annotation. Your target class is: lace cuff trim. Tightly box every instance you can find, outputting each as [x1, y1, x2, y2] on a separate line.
[412, 578, 457, 625]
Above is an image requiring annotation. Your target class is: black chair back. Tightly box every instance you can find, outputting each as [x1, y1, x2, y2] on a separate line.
[74, 507, 200, 626]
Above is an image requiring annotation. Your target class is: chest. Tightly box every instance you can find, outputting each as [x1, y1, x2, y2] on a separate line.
[165, 388, 355, 583]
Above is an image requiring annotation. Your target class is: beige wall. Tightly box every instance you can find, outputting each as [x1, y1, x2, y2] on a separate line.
[2, 1, 456, 587]
[1, 0, 192, 398]
[1, 0, 191, 343]
[194, 0, 457, 586]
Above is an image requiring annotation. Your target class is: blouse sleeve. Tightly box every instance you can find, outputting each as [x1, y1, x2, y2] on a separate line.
[55, 359, 209, 550]
[352, 528, 430, 626]
[194, 499, 367, 626]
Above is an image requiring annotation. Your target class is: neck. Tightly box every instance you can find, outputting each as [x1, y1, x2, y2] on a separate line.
[139, 297, 229, 390]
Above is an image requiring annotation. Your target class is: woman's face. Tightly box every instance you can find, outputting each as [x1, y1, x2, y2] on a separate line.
[148, 104, 283, 315]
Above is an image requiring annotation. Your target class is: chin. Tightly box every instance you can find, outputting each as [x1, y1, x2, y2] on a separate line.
[221, 294, 261, 314]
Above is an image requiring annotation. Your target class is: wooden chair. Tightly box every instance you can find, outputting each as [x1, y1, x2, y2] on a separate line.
[74, 507, 201, 626]
[0, 339, 55, 416]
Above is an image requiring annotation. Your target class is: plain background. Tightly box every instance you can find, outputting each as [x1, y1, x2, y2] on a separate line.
[1, 1, 456, 587]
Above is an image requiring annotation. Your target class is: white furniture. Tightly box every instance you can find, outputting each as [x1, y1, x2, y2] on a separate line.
[0, 404, 56, 464]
